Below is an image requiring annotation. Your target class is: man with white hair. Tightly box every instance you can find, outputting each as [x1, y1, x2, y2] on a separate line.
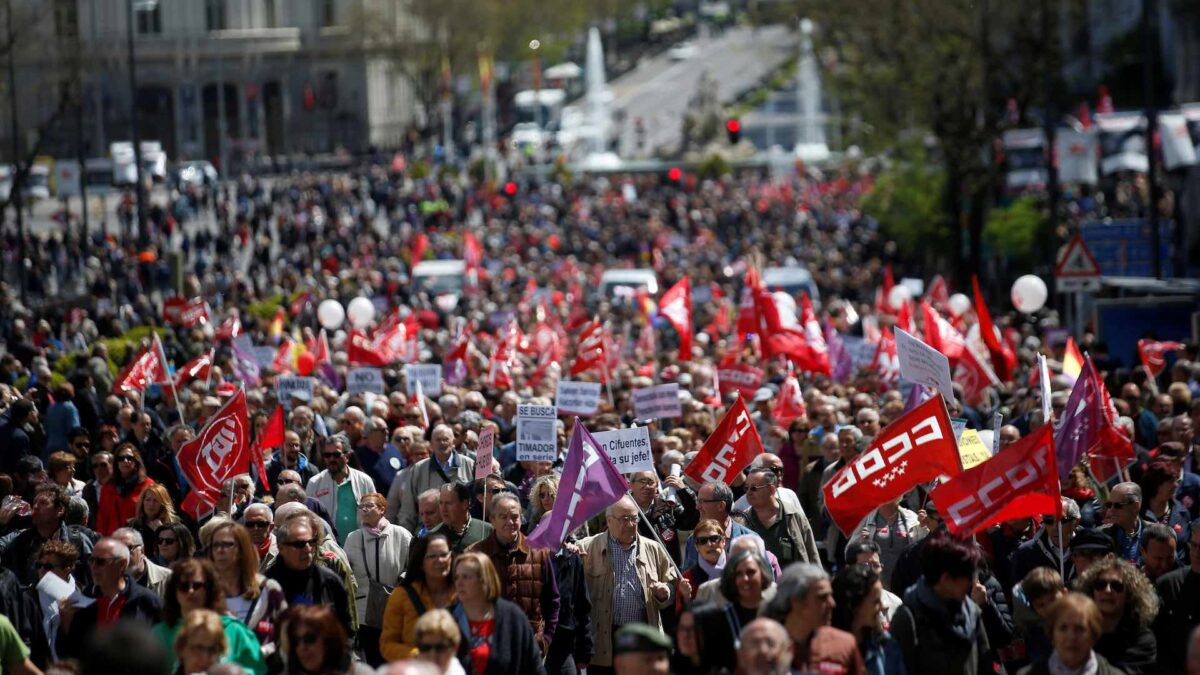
[733, 453, 805, 514]
[242, 502, 277, 570]
[354, 415, 405, 494]
[113, 527, 171, 598]
[396, 423, 474, 532]
[339, 405, 367, 448]
[57, 537, 162, 658]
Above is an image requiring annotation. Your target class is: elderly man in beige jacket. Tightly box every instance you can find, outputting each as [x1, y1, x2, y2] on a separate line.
[581, 495, 690, 673]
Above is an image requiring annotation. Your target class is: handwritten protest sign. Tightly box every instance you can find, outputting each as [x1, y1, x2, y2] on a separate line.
[347, 368, 384, 395]
[957, 428, 992, 470]
[277, 376, 314, 411]
[556, 380, 602, 417]
[517, 404, 558, 462]
[895, 328, 954, 403]
[475, 427, 496, 479]
[632, 383, 682, 420]
[404, 364, 443, 397]
[592, 426, 654, 474]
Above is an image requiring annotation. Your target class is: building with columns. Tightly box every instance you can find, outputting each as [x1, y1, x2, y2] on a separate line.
[3, 0, 418, 168]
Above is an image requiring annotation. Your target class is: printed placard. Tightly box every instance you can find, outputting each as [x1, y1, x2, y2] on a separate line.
[475, 427, 496, 479]
[632, 383, 682, 420]
[347, 368, 385, 395]
[277, 376, 314, 411]
[404, 364, 443, 397]
[895, 328, 954, 402]
[555, 380, 602, 417]
[592, 426, 654, 474]
[516, 404, 558, 462]
[957, 428, 992, 470]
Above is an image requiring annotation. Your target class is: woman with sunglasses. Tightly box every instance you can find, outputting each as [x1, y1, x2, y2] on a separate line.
[152, 558, 266, 675]
[346, 492, 411, 667]
[448, 552, 545, 675]
[679, 519, 726, 612]
[96, 443, 155, 536]
[1073, 557, 1158, 675]
[524, 474, 559, 535]
[280, 604, 374, 675]
[205, 520, 288, 655]
[155, 522, 196, 566]
[413, 609, 466, 675]
[128, 482, 181, 550]
[380, 533, 456, 661]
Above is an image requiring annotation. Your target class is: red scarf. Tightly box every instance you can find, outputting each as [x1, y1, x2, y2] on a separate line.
[257, 534, 273, 560]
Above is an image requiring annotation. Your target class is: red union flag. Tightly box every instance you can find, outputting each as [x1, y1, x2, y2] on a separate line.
[823, 396, 961, 535]
[930, 424, 1061, 536]
[113, 340, 169, 394]
[1138, 339, 1186, 377]
[174, 352, 213, 389]
[718, 362, 764, 399]
[570, 320, 608, 380]
[658, 276, 692, 361]
[163, 297, 211, 328]
[684, 397, 764, 485]
[177, 389, 251, 518]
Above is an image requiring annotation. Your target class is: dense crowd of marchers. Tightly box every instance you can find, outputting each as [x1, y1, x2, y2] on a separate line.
[0, 163, 1197, 675]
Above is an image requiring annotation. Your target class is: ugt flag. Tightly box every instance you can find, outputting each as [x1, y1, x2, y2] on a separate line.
[931, 424, 1061, 536]
[177, 388, 252, 519]
[527, 419, 629, 551]
[684, 397, 764, 486]
[823, 396, 960, 535]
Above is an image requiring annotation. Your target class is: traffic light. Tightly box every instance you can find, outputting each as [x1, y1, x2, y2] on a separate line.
[725, 118, 741, 144]
[667, 166, 683, 184]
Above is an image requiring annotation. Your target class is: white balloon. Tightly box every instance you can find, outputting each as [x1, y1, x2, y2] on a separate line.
[347, 297, 376, 329]
[317, 299, 345, 330]
[888, 284, 913, 310]
[947, 293, 971, 317]
[1011, 274, 1048, 314]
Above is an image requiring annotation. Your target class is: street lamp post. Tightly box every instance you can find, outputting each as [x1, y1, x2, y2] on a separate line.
[126, 0, 158, 243]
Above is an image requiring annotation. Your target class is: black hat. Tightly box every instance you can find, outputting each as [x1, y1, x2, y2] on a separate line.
[1069, 527, 1114, 553]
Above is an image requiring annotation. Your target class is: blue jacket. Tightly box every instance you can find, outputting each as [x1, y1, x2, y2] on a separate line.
[682, 520, 753, 570]
[862, 632, 907, 675]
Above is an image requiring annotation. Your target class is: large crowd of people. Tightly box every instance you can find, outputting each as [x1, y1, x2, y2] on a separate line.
[0, 161, 1198, 675]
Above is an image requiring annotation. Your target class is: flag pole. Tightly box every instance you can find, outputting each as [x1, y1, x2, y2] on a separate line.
[204, 347, 216, 392]
[156, 333, 186, 425]
[1057, 519, 1065, 578]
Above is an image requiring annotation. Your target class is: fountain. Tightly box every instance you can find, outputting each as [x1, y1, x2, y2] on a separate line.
[795, 18, 830, 162]
[581, 26, 621, 169]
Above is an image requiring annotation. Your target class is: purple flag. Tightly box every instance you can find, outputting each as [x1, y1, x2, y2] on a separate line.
[526, 419, 630, 551]
[901, 383, 926, 414]
[825, 319, 853, 383]
[1053, 358, 1103, 477]
[231, 335, 261, 387]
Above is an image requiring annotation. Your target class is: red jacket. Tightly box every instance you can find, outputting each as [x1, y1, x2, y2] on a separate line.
[96, 478, 153, 536]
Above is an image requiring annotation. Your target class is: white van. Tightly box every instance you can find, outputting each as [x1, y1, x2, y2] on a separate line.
[762, 266, 820, 305]
[412, 259, 466, 296]
[599, 269, 658, 300]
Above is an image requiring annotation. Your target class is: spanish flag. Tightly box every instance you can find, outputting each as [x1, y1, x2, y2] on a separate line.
[1063, 336, 1084, 382]
[269, 307, 285, 342]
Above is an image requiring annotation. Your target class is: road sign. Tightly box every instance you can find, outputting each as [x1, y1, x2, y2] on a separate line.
[1055, 235, 1102, 293]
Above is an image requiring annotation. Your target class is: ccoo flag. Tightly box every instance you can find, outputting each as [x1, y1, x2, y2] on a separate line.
[177, 388, 252, 519]
[527, 419, 630, 551]
[684, 397, 764, 486]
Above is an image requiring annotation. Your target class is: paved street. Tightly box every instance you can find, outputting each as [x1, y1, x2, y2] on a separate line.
[608, 24, 796, 155]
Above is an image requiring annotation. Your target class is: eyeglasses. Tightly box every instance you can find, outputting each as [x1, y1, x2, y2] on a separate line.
[92, 462, 111, 470]
[284, 539, 318, 549]
[1103, 500, 1133, 510]
[187, 643, 224, 656]
[89, 556, 116, 566]
[418, 642, 454, 653]
[695, 535, 724, 546]
[177, 581, 207, 593]
[424, 551, 452, 560]
[1095, 579, 1126, 593]
[294, 633, 321, 646]
[158, 538, 178, 546]
[244, 521, 271, 529]
[632, 478, 657, 487]
[608, 515, 638, 525]
[117, 456, 136, 463]
[358, 503, 381, 510]
[210, 541, 237, 550]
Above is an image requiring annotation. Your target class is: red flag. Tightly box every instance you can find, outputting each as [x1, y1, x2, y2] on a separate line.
[570, 320, 608, 380]
[410, 232, 429, 267]
[895, 298, 916, 335]
[799, 292, 831, 376]
[113, 342, 169, 394]
[736, 267, 762, 341]
[971, 275, 1016, 382]
[772, 371, 807, 427]
[312, 329, 331, 364]
[823, 397, 961, 535]
[876, 264, 897, 317]
[658, 277, 693, 361]
[176, 389, 252, 519]
[464, 231, 483, 291]
[488, 333, 514, 389]
[684, 397, 764, 485]
[1138, 339, 1186, 377]
[920, 301, 965, 363]
[718, 362, 764, 399]
[252, 406, 285, 488]
[215, 315, 242, 341]
[869, 327, 899, 387]
[931, 424, 1061, 537]
[954, 344, 1000, 406]
[927, 275, 950, 309]
[163, 297, 211, 328]
[174, 352, 213, 390]
[272, 336, 296, 374]
[347, 330, 391, 367]
[288, 292, 313, 318]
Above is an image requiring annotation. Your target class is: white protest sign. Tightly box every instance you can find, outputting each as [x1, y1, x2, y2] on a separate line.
[895, 328, 954, 403]
[516, 404, 558, 462]
[404, 364, 443, 397]
[555, 380, 602, 417]
[632, 383, 682, 420]
[347, 367, 385, 395]
[475, 426, 496, 480]
[277, 376, 315, 411]
[592, 426, 654, 474]
[253, 346, 277, 368]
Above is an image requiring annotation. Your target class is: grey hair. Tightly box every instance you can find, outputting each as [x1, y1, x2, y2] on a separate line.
[730, 533, 769, 559]
[437, 394, 460, 408]
[719, 549, 773, 602]
[838, 425, 863, 442]
[762, 563, 830, 623]
[661, 450, 685, 470]
[364, 416, 388, 435]
[343, 405, 365, 423]
[277, 506, 325, 542]
[243, 503, 273, 520]
[99, 537, 132, 565]
[606, 494, 637, 516]
[1115, 481, 1143, 504]
[66, 496, 89, 526]
[112, 527, 144, 548]
[418, 488, 442, 504]
[276, 483, 307, 504]
[746, 465, 778, 486]
[489, 491, 521, 514]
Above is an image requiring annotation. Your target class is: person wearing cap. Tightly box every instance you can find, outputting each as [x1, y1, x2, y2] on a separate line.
[1012, 498, 1081, 584]
[611, 623, 671, 675]
[1068, 528, 1115, 578]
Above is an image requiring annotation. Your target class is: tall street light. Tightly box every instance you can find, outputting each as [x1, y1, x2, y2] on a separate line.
[127, 0, 158, 243]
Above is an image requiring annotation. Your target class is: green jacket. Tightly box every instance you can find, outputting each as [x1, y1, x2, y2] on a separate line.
[151, 613, 266, 675]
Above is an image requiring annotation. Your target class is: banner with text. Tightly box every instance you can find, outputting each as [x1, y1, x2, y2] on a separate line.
[556, 380, 603, 417]
[895, 328, 954, 402]
[347, 367, 385, 395]
[277, 376, 315, 411]
[404, 364, 443, 397]
[633, 383, 683, 420]
[516, 404, 558, 462]
[592, 426, 654, 474]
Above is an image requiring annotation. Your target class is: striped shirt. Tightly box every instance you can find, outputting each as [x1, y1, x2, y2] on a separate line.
[608, 534, 647, 625]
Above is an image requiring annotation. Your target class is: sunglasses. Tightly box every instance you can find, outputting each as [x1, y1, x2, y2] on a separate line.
[418, 642, 454, 653]
[1095, 579, 1126, 593]
[696, 535, 724, 546]
[284, 539, 318, 549]
[177, 581, 207, 593]
[210, 541, 237, 550]
[745, 484, 772, 492]
[244, 521, 271, 529]
[158, 538, 178, 545]
[294, 633, 321, 646]
[89, 556, 116, 566]
[117, 456, 136, 463]
[1103, 501, 1132, 510]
